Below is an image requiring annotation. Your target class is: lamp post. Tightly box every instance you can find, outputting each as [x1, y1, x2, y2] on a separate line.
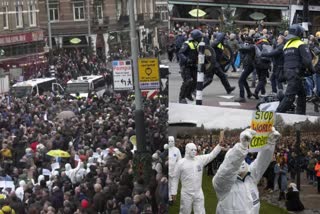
[294, 122, 302, 190]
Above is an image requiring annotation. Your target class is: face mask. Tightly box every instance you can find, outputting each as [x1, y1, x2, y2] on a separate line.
[168, 136, 175, 148]
[239, 160, 249, 174]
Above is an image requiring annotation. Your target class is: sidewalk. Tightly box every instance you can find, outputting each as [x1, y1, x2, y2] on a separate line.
[260, 172, 320, 213]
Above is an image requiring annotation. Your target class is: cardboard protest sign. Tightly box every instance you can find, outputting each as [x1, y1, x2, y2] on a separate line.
[250, 111, 275, 152]
[42, 169, 51, 176]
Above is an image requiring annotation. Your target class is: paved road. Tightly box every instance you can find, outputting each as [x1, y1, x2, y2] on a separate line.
[168, 61, 320, 116]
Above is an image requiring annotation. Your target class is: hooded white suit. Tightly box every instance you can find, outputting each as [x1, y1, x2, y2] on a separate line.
[212, 128, 280, 214]
[168, 136, 181, 201]
[172, 142, 221, 214]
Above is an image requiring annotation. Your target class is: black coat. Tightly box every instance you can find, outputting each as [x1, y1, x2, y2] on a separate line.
[285, 190, 304, 211]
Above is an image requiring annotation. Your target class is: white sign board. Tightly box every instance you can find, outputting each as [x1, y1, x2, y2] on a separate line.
[112, 60, 133, 91]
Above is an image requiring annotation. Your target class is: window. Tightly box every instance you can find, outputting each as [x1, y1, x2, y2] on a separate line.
[96, 5, 103, 20]
[73, 2, 85, 21]
[29, 5, 37, 26]
[3, 7, 8, 29]
[49, 3, 59, 21]
[16, 6, 23, 28]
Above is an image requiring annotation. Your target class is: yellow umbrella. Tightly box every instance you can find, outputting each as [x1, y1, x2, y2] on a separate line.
[47, 150, 70, 158]
[189, 9, 206, 17]
[130, 135, 136, 146]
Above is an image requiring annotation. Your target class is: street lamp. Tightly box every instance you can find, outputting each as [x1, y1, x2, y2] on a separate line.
[294, 122, 302, 190]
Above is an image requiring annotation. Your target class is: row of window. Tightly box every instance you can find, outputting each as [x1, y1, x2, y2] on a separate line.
[2, 5, 37, 30]
[0, 42, 44, 58]
[49, 3, 103, 22]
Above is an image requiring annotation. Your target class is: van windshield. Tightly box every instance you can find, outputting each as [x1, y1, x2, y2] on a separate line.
[66, 83, 89, 93]
[11, 86, 32, 98]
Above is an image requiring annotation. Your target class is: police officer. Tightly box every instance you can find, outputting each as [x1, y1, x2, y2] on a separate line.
[276, 24, 315, 115]
[204, 32, 235, 93]
[178, 29, 202, 103]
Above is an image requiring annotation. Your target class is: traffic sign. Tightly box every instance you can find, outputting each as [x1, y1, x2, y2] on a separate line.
[112, 60, 133, 91]
[138, 58, 160, 89]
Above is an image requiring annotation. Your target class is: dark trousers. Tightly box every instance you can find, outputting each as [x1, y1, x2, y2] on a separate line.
[277, 70, 306, 114]
[254, 68, 268, 96]
[238, 65, 254, 98]
[179, 66, 197, 99]
[318, 176, 320, 193]
[270, 67, 284, 93]
[203, 66, 232, 93]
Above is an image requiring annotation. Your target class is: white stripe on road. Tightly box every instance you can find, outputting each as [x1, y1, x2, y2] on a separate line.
[219, 102, 241, 106]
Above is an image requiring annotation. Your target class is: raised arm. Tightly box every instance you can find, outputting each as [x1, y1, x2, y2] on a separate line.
[197, 144, 222, 167]
[213, 129, 255, 200]
[250, 127, 280, 183]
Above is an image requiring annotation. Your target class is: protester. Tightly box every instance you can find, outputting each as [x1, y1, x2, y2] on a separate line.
[171, 142, 222, 214]
[285, 183, 304, 212]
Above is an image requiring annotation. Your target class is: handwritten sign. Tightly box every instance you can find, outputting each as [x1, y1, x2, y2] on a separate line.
[250, 111, 275, 151]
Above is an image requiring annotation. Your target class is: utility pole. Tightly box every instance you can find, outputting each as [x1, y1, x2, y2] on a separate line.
[129, 0, 151, 184]
[295, 123, 302, 190]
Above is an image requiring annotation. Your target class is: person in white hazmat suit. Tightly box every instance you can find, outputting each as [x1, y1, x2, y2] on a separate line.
[212, 127, 280, 214]
[171, 141, 222, 214]
[168, 136, 182, 204]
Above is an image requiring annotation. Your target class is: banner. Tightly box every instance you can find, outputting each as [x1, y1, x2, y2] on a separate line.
[250, 111, 275, 152]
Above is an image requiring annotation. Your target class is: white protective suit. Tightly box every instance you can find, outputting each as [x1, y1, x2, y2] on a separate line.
[15, 180, 26, 201]
[168, 136, 182, 202]
[212, 128, 280, 214]
[172, 142, 222, 214]
[65, 161, 81, 184]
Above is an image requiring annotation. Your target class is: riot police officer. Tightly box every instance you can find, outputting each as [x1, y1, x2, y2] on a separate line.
[204, 32, 235, 94]
[276, 24, 315, 115]
[178, 29, 202, 103]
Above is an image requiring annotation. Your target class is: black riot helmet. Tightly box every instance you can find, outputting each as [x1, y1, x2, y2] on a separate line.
[215, 32, 226, 43]
[285, 24, 305, 40]
[190, 29, 203, 43]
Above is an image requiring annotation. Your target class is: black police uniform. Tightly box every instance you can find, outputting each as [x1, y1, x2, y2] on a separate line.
[178, 39, 198, 102]
[203, 34, 235, 93]
[276, 39, 314, 114]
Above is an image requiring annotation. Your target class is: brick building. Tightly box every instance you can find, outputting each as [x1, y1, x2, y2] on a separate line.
[0, 0, 45, 77]
[38, 0, 165, 57]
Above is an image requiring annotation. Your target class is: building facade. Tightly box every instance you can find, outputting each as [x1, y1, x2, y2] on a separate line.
[168, 0, 320, 35]
[38, 0, 166, 57]
[0, 0, 45, 77]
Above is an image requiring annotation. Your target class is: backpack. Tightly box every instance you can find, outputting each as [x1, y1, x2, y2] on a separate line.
[255, 44, 272, 69]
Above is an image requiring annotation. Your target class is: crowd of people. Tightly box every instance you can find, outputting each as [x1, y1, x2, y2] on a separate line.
[0, 47, 169, 213]
[168, 22, 320, 115]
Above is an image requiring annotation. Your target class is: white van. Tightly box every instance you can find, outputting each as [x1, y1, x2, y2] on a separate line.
[11, 77, 64, 98]
[66, 75, 106, 98]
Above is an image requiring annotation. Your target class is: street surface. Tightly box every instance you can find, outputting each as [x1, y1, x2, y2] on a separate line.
[168, 61, 320, 116]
